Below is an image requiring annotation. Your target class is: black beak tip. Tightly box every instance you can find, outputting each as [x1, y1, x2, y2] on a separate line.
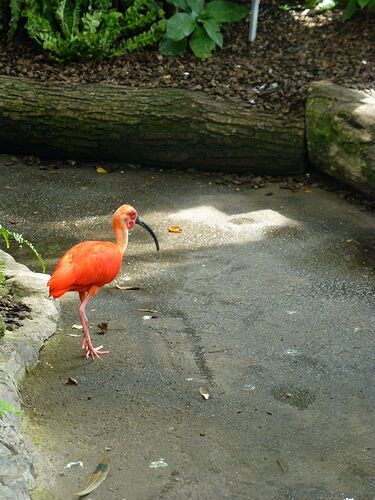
[136, 215, 160, 252]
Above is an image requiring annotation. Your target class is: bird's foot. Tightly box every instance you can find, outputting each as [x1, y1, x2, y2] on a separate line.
[82, 339, 109, 360]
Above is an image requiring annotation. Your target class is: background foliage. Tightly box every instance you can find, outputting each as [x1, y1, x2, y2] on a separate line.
[1, 0, 166, 59]
[0, 0, 373, 60]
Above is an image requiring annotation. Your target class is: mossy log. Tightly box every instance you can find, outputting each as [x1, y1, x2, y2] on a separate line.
[0, 76, 305, 174]
[306, 81, 375, 197]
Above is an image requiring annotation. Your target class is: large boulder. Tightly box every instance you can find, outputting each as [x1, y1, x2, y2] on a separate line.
[306, 81, 375, 197]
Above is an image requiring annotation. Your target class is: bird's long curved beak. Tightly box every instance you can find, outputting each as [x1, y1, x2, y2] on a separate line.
[136, 215, 160, 251]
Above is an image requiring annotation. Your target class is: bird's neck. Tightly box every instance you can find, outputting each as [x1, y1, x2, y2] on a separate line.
[113, 219, 128, 255]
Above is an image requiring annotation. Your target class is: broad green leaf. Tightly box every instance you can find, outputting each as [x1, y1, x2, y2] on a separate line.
[0, 399, 21, 418]
[166, 13, 196, 41]
[313, 0, 337, 12]
[358, 0, 372, 7]
[159, 36, 188, 55]
[166, 0, 188, 9]
[342, 0, 358, 19]
[303, 0, 320, 8]
[189, 25, 215, 58]
[202, 18, 223, 47]
[186, 0, 204, 16]
[202, 1, 248, 22]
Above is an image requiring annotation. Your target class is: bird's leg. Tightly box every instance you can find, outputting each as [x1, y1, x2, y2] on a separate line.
[78, 288, 109, 360]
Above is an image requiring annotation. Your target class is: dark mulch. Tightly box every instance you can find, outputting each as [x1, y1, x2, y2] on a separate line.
[0, 294, 32, 331]
[0, 1, 374, 118]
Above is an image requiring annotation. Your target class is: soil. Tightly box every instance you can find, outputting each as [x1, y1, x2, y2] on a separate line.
[0, 1, 374, 117]
[0, 293, 32, 331]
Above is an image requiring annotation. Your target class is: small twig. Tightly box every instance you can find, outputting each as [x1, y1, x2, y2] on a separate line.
[276, 459, 285, 474]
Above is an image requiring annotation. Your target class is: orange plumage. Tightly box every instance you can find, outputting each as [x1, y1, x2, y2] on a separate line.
[48, 204, 159, 360]
[48, 241, 123, 298]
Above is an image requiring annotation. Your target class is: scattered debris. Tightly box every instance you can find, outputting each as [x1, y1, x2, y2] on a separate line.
[142, 315, 158, 320]
[66, 377, 78, 385]
[75, 456, 110, 497]
[168, 226, 182, 233]
[199, 386, 210, 400]
[149, 458, 168, 469]
[96, 166, 110, 174]
[286, 310, 297, 315]
[68, 333, 80, 337]
[72, 324, 83, 330]
[97, 322, 108, 334]
[276, 459, 285, 474]
[115, 284, 141, 291]
[243, 384, 256, 391]
[138, 308, 158, 314]
[64, 461, 83, 469]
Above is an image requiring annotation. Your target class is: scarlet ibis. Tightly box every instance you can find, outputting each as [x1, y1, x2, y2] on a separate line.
[48, 205, 159, 360]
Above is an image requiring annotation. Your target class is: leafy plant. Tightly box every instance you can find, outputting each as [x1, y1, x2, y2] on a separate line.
[0, 224, 46, 272]
[22, 0, 166, 60]
[159, 0, 248, 58]
[303, 0, 375, 19]
[0, 399, 21, 418]
[341, 0, 375, 19]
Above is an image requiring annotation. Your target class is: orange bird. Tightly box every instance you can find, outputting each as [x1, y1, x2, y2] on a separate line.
[48, 204, 159, 360]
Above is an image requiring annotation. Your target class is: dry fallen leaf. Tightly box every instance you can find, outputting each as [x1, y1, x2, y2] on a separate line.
[168, 226, 182, 233]
[66, 377, 78, 385]
[97, 322, 108, 334]
[75, 456, 110, 497]
[199, 386, 209, 400]
[115, 284, 141, 291]
[96, 166, 110, 174]
[72, 324, 83, 330]
[138, 308, 158, 314]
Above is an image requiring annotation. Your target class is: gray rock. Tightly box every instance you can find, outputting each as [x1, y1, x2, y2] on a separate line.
[306, 80, 375, 197]
[0, 250, 59, 499]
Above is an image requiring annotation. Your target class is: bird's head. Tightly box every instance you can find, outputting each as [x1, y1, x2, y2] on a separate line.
[113, 204, 159, 251]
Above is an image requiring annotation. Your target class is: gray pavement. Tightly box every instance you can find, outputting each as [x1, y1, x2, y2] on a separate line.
[0, 155, 374, 499]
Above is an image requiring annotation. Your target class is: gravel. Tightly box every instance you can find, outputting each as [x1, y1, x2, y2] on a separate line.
[0, 1, 373, 118]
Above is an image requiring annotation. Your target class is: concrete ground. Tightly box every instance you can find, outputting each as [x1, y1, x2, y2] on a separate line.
[0, 156, 374, 499]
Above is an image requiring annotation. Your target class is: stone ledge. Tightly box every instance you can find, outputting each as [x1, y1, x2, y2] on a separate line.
[0, 250, 59, 500]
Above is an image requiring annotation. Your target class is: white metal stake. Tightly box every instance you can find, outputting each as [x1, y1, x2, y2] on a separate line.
[249, 0, 260, 42]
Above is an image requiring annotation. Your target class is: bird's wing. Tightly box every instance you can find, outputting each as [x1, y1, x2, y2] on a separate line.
[48, 241, 122, 296]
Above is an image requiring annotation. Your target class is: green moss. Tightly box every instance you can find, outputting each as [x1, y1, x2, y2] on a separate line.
[30, 489, 51, 500]
[307, 94, 374, 189]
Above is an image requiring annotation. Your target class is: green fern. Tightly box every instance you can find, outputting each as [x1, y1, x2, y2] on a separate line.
[8, 0, 24, 38]
[0, 399, 21, 418]
[23, 0, 165, 60]
[116, 17, 165, 53]
[0, 224, 46, 272]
